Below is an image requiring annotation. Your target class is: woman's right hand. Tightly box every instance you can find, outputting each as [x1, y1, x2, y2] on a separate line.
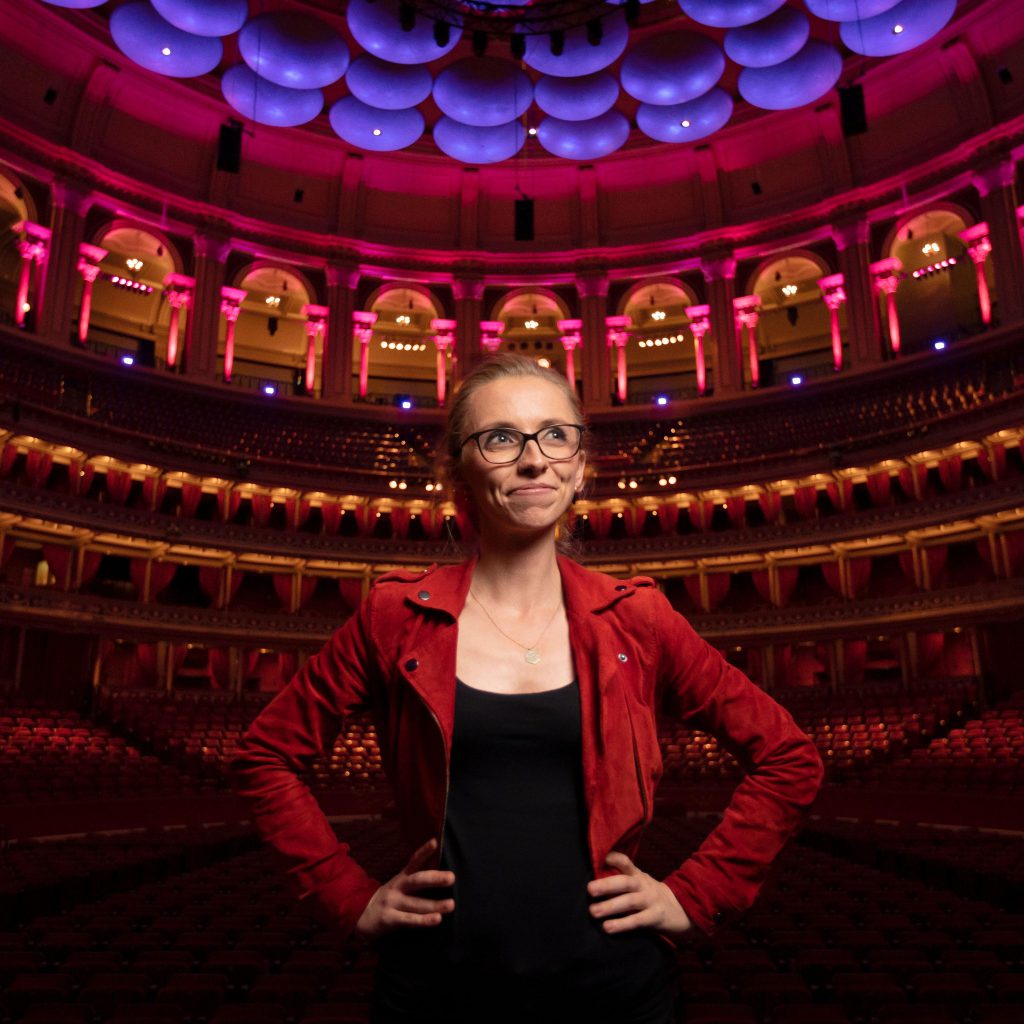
[353, 838, 455, 941]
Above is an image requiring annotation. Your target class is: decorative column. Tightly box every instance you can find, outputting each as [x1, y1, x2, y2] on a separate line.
[959, 222, 993, 327]
[479, 320, 504, 356]
[39, 182, 92, 343]
[301, 304, 328, 396]
[732, 295, 762, 388]
[162, 273, 194, 369]
[353, 309, 377, 399]
[870, 257, 903, 356]
[75, 243, 107, 346]
[817, 272, 847, 371]
[431, 317, 456, 406]
[188, 234, 230, 379]
[219, 286, 247, 382]
[577, 269, 610, 408]
[13, 222, 50, 328]
[685, 304, 710, 395]
[833, 218, 881, 366]
[452, 272, 484, 382]
[974, 161, 1024, 326]
[557, 318, 582, 390]
[701, 255, 740, 395]
[324, 263, 358, 402]
[605, 315, 630, 404]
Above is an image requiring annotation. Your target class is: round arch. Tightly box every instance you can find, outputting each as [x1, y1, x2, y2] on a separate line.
[92, 218, 184, 276]
[746, 249, 833, 297]
[233, 260, 317, 307]
[882, 202, 976, 261]
[618, 276, 699, 316]
[0, 168, 37, 224]
[366, 281, 443, 319]
[490, 286, 570, 322]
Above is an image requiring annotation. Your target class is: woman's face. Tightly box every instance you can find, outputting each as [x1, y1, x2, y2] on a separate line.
[457, 375, 586, 540]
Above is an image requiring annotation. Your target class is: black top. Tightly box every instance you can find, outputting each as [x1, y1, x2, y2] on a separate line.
[379, 680, 667, 990]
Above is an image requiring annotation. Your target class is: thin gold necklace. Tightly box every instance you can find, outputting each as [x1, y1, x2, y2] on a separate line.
[468, 589, 563, 665]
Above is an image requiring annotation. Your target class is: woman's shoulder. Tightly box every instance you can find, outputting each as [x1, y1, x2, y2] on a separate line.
[557, 556, 664, 611]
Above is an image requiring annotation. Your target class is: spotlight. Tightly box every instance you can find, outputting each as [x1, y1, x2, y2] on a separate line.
[262, 383, 277, 396]
[510, 33, 526, 61]
[472, 30, 488, 57]
[121, 354, 135, 366]
[549, 30, 565, 57]
[433, 20, 450, 47]
[790, 375, 802, 386]
[933, 339, 947, 351]
[586, 18, 603, 46]
[655, 395, 669, 407]
[399, 2, 415, 31]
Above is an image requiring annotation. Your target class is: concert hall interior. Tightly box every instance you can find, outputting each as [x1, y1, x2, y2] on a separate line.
[1, 1, 1023, 1022]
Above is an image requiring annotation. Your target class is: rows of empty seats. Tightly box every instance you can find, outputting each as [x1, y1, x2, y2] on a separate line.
[2, 815, 1022, 1024]
[0, 706, 203, 804]
[100, 692, 385, 793]
[862, 696, 1024, 791]
[2, 328, 1019, 481]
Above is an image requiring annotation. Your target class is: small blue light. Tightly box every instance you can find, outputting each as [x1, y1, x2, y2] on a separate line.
[262, 384, 277, 396]
[655, 394, 669, 407]
[790, 374, 802, 385]
[121, 354, 135, 366]
[400, 399, 413, 410]
[933, 340, 946, 351]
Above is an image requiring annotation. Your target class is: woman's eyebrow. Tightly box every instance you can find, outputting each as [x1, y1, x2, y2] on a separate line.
[475, 418, 565, 431]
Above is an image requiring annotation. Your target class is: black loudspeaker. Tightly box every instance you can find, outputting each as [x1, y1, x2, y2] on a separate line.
[839, 85, 868, 136]
[217, 122, 242, 173]
[514, 198, 534, 241]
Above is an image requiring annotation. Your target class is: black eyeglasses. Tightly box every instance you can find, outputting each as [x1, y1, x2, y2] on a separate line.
[460, 423, 585, 465]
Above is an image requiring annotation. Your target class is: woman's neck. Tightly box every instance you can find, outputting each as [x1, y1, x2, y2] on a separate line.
[471, 532, 562, 610]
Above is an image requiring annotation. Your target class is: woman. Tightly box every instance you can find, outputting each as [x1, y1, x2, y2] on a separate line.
[231, 354, 823, 1023]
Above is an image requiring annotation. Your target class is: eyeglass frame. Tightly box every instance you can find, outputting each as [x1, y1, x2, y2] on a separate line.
[459, 423, 587, 465]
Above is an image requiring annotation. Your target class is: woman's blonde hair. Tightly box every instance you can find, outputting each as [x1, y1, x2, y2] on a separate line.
[438, 353, 588, 552]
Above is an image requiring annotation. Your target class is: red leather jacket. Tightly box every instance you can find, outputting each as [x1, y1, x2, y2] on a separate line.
[230, 556, 823, 943]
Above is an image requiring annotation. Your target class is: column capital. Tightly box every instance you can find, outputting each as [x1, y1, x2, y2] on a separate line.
[79, 242, 107, 265]
[576, 271, 608, 299]
[817, 273, 847, 308]
[869, 257, 903, 293]
[302, 303, 329, 332]
[557, 318, 582, 346]
[14, 220, 51, 261]
[479, 320, 504, 353]
[685, 304, 710, 335]
[959, 221, 992, 263]
[194, 233, 231, 262]
[972, 159, 1017, 197]
[605, 314, 630, 347]
[700, 254, 736, 282]
[431, 317, 456, 349]
[77, 261, 101, 285]
[452, 275, 484, 302]
[353, 309, 378, 339]
[831, 218, 870, 251]
[220, 285, 247, 320]
[164, 271, 196, 292]
[326, 262, 360, 289]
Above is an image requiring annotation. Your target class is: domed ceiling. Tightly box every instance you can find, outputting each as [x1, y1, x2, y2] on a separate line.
[39, 0, 958, 163]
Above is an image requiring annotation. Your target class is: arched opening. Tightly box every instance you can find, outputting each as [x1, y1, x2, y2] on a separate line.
[361, 284, 440, 406]
[750, 254, 836, 387]
[490, 289, 567, 375]
[886, 208, 978, 353]
[229, 264, 313, 396]
[0, 171, 33, 323]
[622, 279, 700, 402]
[87, 225, 178, 366]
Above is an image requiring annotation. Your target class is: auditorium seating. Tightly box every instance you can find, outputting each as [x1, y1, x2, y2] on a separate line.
[2, 815, 1022, 1024]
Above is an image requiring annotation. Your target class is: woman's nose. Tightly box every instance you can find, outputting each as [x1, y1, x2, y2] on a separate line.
[517, 437, 546, 469]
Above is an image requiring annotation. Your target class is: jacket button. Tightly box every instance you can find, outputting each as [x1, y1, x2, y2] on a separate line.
[405, 658, 419, 672]
[417, 590, 431, 601]
[712, 911, 725, 925]
[617, 653, 628, 663]
[614, 584, 628, 591]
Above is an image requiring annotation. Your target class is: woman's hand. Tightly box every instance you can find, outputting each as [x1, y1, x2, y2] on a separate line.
[587, 852, 693, 940]
[354, 838, 455, 941]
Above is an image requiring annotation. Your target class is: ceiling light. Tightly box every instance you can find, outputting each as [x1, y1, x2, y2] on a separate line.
[262, 384, 277, 396]
[628, 480, 638, 489]
[528, 127, 537, 136]
[668, 476, 676, 485]
[396, 314, 411, 324]
[680, 119, 691, 128]
[781, 284, 798, 296]
[126, 257, 144, 271]
[893, 23, 904, 34]
[161, 46, 172, 56]
[400, 399, 413, 409]
[933, 340, 947, 350]
[537, 357, 551, 368]
[651, 310, 666, 320]
[372, 128, 382, 136]
[265, 295, 281, 307]
[791, 375, 803, 386]
[655, 395, 668, 407]
[524, 319, 539, 329]
[121, 354, 135, 366]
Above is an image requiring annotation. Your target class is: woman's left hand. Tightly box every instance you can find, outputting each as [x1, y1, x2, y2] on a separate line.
[587, 852, 693, 940]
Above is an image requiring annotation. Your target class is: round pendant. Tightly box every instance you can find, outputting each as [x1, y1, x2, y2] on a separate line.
[524, 649, 541, 665]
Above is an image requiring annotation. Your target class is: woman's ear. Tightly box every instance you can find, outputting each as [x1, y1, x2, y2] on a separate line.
[573, 451, 587, 494]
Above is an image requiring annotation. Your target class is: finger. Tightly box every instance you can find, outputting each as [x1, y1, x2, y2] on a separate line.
[402, 838, 439, 874]
[604, 851, 639, 874]
[384, 909, 447, 929]
[601, 909, 656, 934]
[392, 894, 455, 916]
[402, 869, 455, 892]
[590, 892, 646, 919]
[587, 873, 640, 898]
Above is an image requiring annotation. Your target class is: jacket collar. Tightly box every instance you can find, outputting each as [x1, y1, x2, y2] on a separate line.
[401, 554, 641, 619]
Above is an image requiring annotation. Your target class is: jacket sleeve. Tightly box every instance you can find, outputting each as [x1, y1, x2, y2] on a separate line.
[650, 591, 824, 935]
[229, 596, 383, 942]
